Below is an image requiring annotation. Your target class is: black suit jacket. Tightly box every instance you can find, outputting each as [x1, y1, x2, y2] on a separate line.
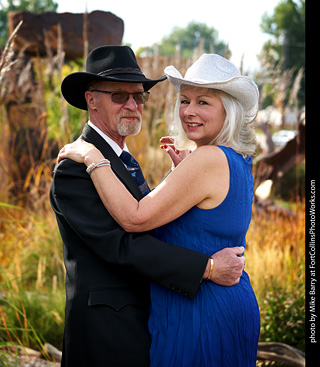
[49, 124, 209, 367]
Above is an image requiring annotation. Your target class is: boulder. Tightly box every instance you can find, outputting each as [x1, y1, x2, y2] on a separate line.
[8, 10, 124, 59]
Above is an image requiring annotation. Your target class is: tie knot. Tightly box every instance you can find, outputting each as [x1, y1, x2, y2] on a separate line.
[120, 150, 139, 168]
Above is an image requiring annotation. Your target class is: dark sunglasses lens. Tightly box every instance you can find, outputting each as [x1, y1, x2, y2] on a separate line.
[111, 92, 149, 104]
[111, 92, 128, 104]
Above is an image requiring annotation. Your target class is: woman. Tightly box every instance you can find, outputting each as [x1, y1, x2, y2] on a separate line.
[58, 54, 260, 367]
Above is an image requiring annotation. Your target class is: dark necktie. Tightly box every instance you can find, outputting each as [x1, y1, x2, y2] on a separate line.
[120, 150, 150, 196]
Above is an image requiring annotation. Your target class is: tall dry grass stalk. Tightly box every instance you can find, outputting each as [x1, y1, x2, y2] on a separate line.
[0, 19, 74, 208]
[0, 203, 65, 292]
[0, 21, 23, 88]
[246, 202, 305, 298]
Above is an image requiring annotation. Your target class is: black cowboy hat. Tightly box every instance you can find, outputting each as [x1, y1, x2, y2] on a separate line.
[61, 45, 167, 110]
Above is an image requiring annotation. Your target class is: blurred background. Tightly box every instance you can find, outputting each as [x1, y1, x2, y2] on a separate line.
[0, 1, 305, 366]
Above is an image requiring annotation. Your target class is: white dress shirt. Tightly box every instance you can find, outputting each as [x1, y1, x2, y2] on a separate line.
[88, 121, 129, 156]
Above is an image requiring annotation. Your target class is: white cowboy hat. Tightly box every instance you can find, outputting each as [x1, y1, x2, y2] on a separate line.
[165, 54, 259, 123]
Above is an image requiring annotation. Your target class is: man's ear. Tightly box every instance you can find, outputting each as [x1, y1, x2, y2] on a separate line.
[85, 90, 97, 110]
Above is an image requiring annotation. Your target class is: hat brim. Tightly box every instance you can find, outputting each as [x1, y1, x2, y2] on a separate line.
[165, 66, 259, 123]
[61, 72, 167, 110]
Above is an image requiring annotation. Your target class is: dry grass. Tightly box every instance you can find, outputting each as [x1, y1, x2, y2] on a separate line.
[0, 203, 65, 293]
[246, 202, 305, 298]
[0, 194, 305, 296]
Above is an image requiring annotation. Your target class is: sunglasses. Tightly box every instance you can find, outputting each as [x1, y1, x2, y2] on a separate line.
[90, 89, 150, 104]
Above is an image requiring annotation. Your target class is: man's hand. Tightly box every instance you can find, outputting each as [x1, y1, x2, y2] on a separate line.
[203, 247, 246, 286]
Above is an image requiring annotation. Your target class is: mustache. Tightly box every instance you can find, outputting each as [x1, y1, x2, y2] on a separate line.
[118, 111, 142, 119]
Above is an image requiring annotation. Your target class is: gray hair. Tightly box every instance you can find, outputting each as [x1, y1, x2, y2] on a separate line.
[170, 87, 257, 157]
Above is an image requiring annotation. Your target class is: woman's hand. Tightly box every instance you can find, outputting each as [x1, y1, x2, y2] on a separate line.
[57, 139, 104, 166]
[160, 137, 192, 167]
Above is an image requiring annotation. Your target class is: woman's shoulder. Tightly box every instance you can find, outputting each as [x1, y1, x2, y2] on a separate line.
[189, 145, 228, 167]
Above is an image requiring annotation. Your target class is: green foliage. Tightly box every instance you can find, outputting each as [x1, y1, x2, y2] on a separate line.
[137, 21, 228, 59]
[1, 288, 65, 351]
[260, 280, 305, 353]
[260, 0, 305, 70]
[271, 161, 305, 201]
[0, 0, 58, 47]
[259, 0, 305, 106]
[0, 206, 66, 356]
[0, 266, 65, 352]
[42, 60, 88, 144]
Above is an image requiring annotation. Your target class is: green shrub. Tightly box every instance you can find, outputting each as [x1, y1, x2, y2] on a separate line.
[0, 268, 65, 352]
[271, 161, 305, 201]
[260, 280, 305, 351]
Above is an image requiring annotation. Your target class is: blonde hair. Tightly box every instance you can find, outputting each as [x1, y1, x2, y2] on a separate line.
[170, 87, 257, 157]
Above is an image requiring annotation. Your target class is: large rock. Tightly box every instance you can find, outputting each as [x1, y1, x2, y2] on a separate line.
[8, 10, 124, 59]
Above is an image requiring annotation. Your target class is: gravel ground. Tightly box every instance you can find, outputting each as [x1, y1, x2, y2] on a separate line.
[1, 344, 61, 366]
[4, 355, 60, 367]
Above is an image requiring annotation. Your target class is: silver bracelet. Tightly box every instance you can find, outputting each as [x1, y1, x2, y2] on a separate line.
[86, 159, 111, 175]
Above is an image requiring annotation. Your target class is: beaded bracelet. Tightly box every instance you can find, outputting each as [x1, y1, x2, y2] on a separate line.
[86, 159, 108, 173]
[86, 159, 111, 176]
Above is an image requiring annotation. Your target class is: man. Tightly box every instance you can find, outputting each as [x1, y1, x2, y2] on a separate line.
[50, 45, 245, 367]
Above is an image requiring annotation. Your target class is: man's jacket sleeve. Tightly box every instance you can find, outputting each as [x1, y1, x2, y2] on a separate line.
[50, 159, 209, 299]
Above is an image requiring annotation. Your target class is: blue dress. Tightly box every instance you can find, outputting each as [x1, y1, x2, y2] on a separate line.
[149, 146, 260, 367]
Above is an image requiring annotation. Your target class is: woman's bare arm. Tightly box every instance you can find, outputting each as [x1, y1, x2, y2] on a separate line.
[58, 141, 229, 232]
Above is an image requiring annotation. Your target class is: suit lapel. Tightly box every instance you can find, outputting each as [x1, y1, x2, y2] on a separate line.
[80, 124, 143, 201]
